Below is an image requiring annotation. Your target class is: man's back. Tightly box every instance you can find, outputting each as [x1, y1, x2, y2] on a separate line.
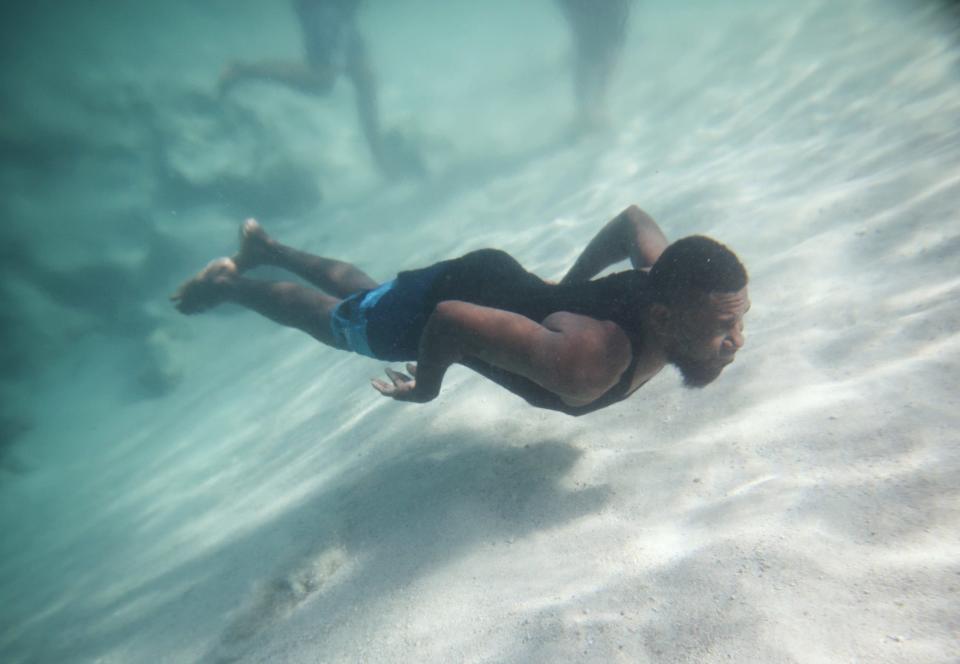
[396, 249, 651, 415]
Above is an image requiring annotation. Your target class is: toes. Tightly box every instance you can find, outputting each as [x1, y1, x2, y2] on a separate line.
[170, 259, 234, 315]
[235, 220, 270, 272]
[241, 218, 268, 243]
[241, 218, 259, 238]
[207, 257, 237, 275]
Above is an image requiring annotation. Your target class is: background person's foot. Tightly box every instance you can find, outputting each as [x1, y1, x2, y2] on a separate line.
[170, 257, 238, 314]
[232, 218, 276, 272]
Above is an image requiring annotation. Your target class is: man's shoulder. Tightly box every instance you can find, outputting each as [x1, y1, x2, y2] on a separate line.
[545, 312, 633, 364]
[545, 314, 634, 405]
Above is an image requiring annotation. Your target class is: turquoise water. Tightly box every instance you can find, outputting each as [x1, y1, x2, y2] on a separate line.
[1, 1, 959, 662]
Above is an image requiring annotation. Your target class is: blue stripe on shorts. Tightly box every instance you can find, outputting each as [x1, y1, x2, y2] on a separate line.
[329, 279, 395, 358]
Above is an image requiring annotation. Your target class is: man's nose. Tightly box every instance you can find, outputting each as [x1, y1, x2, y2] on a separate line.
[726, 326, 745, 351]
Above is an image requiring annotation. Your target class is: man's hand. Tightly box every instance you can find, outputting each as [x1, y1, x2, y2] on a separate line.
[561, 205, 668, 283]
[371, 364, 434, 403]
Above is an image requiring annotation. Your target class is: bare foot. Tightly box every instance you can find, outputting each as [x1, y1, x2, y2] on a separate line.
[232, 218, 276, 272]
[170, 257, 238, 314]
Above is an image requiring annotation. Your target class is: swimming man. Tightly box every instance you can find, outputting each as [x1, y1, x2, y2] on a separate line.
[172, 206, 749, 416]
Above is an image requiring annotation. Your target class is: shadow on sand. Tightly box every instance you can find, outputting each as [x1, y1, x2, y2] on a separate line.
[33, 430, 609, 663]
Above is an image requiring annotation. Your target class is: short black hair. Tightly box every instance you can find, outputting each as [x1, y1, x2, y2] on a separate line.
[648, 235, 747, 305]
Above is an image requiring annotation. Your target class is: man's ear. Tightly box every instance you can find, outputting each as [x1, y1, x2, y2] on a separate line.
[649, 303, 671, 333]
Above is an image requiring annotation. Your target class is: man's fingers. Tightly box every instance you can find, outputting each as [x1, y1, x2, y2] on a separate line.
[406, 363, 417, 376]
[374, 367, 418, 400]
[371, 378, 394, 395]
[385, 367, 411, 385]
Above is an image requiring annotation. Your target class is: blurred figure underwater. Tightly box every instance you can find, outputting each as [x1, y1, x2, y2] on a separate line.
[557, 0, 634, 132]
[219, 0, 425, 179]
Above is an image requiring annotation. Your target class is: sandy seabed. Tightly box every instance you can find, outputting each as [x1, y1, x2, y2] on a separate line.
[1, 0, 958, 662]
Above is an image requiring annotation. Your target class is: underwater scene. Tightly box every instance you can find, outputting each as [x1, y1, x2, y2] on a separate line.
[1, 0, 958, 662]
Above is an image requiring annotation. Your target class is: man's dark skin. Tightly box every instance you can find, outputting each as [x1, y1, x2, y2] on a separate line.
[172, 206, 749, 410]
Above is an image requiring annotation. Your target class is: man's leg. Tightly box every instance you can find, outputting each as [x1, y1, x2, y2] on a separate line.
[558, 0, 631, 130]
[233, 219, 378, 298]
[171, 258, 344, 347]
[343, 31, 426, 179]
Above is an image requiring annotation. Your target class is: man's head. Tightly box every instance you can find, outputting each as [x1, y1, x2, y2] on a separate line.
[647, 236, 750, 388]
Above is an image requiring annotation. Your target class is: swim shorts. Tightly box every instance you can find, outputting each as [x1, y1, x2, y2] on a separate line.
[329, 261, 450, 361]
[329, 280, 394, 358]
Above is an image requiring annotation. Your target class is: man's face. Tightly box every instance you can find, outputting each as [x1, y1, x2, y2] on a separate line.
[662, 287, 750, 388]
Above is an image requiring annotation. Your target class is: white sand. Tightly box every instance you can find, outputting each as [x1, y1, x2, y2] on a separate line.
[1, 0, 958, 662]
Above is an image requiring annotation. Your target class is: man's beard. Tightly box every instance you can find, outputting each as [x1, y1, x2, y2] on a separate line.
[666, 348, 727, 388]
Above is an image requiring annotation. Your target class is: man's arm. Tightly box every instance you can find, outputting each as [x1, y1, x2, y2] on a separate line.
[560, 205, 669, 284]
[372, 301, 632, 405]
